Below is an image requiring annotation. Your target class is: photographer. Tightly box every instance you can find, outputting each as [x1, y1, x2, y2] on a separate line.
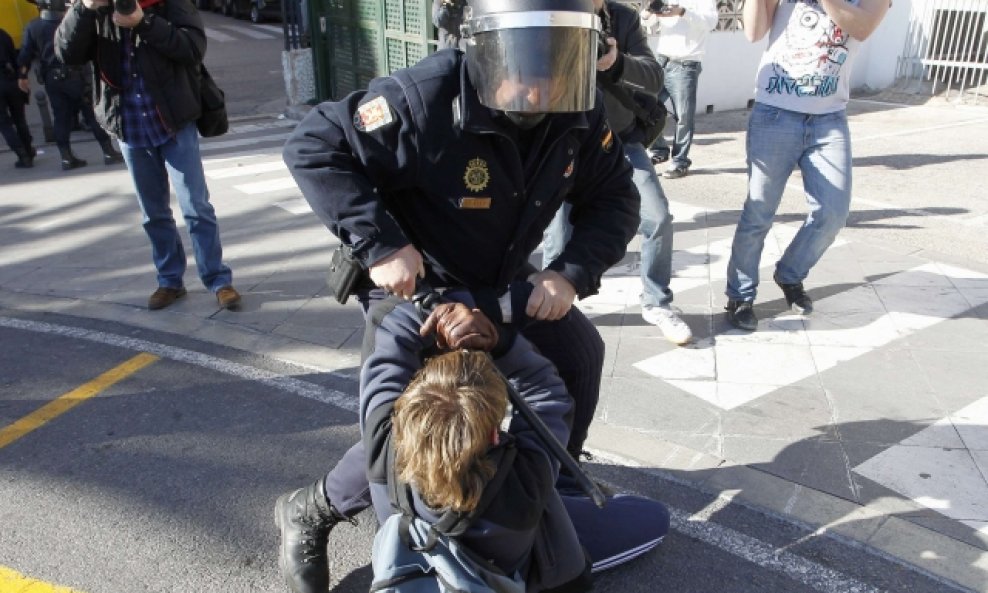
[544, 0, 693, 345]
[54, 0, 241, 312]
[640, 0, 719, 179]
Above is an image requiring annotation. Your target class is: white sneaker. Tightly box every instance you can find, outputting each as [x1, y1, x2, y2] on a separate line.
[642, 306, 693, 345]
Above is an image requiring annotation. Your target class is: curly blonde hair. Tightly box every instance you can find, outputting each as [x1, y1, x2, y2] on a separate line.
[393, 351, 509, 513]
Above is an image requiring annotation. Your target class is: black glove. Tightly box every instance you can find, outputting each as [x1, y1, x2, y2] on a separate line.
[419, 302, 499, 352]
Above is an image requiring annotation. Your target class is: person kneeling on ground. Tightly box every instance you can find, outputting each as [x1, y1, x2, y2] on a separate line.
[360, 296, 671, 591]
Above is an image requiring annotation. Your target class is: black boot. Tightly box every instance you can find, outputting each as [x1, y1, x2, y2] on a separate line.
[13, 147, 34, 169]
[58, 146, 87, 170]
[99, 139, 124, 165]
[274, 478, 351, 593]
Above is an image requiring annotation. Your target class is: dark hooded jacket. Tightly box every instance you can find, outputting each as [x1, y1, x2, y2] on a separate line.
[54, 0, 204, 137]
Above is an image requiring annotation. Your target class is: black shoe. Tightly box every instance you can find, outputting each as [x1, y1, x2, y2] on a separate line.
[774, 272, 813, 314]
[59, 147, 87, 171]
[14, 148, 34, 168]
[649, 149, 670, 165]
[274, 478, 351, 593]
[725, 300, 758, 331]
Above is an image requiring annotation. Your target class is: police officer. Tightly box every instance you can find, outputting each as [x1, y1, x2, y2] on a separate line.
[1, 26, 34, 168]
[276, 0, 640, 592]
[18, 0, 122, 170]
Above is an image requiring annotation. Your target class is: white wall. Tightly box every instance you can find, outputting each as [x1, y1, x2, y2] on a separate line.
[648, 0, 921, 114]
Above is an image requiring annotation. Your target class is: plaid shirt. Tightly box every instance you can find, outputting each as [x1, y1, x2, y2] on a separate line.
[120, 30, 172, 148]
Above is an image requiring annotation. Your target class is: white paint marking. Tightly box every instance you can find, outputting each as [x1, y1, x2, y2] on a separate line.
[216, 24, 277, 39]
[204, 27, 236, 42]
[255, 24, 283, 34]
[633, 263, 988, 410]
[854, 396, 988, 535]
[199, 132, 292, 152]
[274, 198, 313, 215]
[234, 177, 299, 195]
[205, 160, 288, 179]
[0, 317, 356, 413]
[587, 450, 888, 593]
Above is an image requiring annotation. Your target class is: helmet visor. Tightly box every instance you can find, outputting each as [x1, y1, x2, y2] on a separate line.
[465, 11, 599, 113]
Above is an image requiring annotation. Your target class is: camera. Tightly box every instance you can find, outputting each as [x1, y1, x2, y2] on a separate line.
[113, 0, 137, 15]
[646, 0, 667, 13]
[596, 8, 611, 59]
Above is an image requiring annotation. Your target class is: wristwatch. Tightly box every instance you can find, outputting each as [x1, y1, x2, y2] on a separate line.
[138, 12, 155, 31]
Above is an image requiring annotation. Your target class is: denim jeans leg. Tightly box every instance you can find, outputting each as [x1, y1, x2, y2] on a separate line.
[626, 142, 673, 307]
[542, 202, 573, 269]
[118, 139, 187, 289]
[665, 61, 701, 169]
[726, 104, 803, 302]
[161, 123, 232, 292]
[776, 110, 852, 284]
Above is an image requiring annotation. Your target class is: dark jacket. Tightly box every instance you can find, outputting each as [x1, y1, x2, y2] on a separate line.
[283, 50, 640, 299]
[597, 0, 664, 143]
[18, 15, 62, 80]
[1, 28, 19, 81]
[53, 0, 204, 137]
[361, 297, 590, 592]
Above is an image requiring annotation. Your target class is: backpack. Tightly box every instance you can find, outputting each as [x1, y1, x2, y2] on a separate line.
[369, 440, 526, 593]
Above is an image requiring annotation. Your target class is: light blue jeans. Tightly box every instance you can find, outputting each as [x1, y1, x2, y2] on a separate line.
[726, 103, 852, 302]
[650, 60, 702, 169]
[543, 141, 673, 307]
[119, 122, 232, 292]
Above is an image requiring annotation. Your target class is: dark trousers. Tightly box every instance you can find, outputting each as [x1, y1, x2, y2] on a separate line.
[0, 79, 31, 153]
[45, 69, 109, 148]
[324, 288, 606, 517]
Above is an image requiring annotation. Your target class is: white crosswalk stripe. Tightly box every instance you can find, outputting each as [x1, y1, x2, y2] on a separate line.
[216, 24, 279, 39]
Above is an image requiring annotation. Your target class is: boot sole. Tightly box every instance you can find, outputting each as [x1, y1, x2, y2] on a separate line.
[273, 492, 299, 593]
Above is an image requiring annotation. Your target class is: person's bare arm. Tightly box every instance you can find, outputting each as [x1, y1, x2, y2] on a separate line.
[819, 0, 890, 40]
[742, 0, 779, 42]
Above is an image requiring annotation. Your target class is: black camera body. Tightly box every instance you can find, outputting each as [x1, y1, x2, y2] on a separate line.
[596, 8, 611, 59]
[114, 0, 138, 15]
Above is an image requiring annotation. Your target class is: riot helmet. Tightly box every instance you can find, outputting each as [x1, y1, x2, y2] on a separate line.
[460, 0, 601, 115]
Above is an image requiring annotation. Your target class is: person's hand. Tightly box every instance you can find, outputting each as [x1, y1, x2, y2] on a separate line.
[368, 244, 425, 299]
[113, 3, 144, 28]
[17, 78, 29, 93]
[597, 37, 618, 71]
[82, 0, 110, 8]
[525, 270, 576, 321]
[420, 302, 499, 351]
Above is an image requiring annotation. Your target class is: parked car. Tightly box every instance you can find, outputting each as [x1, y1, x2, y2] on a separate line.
[224, 0, 281, 23]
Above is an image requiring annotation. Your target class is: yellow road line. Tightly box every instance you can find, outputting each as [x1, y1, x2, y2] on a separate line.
[0, 564, 88, 593]
[0, 353, 159, 450]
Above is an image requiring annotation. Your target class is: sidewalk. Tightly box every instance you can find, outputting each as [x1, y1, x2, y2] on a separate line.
[1, 96, 987, 591]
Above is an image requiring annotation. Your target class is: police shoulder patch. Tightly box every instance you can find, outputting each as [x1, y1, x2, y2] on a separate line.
[353, 96, 394, 133]
[601, 125, 615, 153]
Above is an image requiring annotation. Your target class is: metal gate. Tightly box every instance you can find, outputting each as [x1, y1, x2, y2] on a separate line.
[307, 0, 436, 102]
[896, 0, 988, 104]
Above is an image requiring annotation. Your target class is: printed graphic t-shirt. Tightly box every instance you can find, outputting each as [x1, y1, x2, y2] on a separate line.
[754, 0, 861, 114]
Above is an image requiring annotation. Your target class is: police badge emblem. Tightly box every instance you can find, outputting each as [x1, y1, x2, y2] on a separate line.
[353, 96, 394, 133]
[463, 158, 490, 192]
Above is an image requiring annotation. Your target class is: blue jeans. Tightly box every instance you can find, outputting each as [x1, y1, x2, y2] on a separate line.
[726, 103, 852, 302]
[119, 122, 232, 292]
[650, 60, 701, 169]
[543, 142, 673, 307]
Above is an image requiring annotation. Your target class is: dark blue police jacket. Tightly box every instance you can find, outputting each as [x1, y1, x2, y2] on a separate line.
[283, 50, 640, 299]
